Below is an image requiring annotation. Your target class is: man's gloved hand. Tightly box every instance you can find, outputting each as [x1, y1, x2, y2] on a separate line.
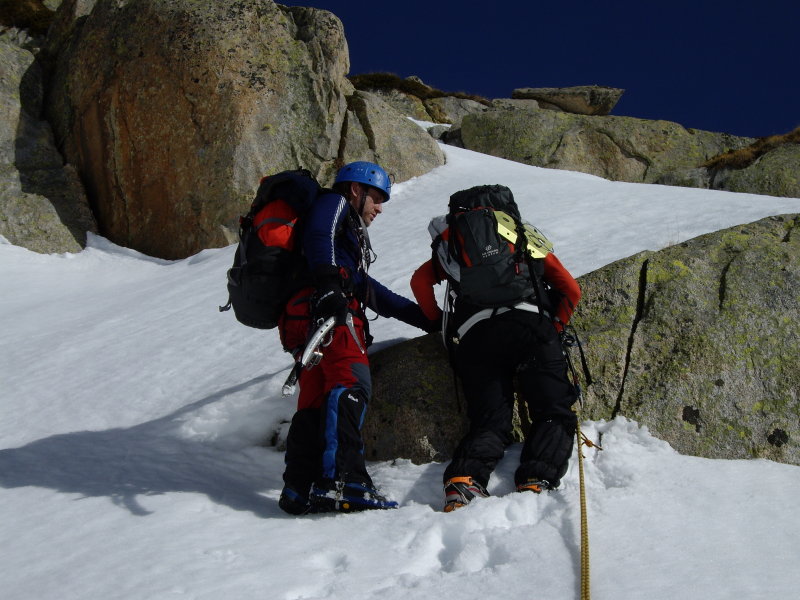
[424, 315, 443, 334]
[313, 287, 348, 323]
[312, 265, 349, 324]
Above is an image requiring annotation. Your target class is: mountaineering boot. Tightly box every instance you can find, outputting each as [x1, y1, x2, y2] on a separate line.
[279, 485, 312, 515]
[516, 479, 553, 494]
[309, 480, 399, 513]
[443, 476, 489, 512]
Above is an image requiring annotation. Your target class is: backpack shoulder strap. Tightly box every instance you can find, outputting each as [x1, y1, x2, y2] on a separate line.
[428, 215, 460, 282]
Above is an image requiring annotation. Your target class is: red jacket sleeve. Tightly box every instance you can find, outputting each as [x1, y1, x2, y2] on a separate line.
[410, 259, 444, 322]
[543, 253, 581, 329]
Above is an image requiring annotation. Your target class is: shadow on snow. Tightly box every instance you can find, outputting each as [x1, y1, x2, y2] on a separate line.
[0, 372, 289, 518]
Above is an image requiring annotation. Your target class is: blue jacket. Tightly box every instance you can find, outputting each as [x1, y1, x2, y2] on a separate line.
[302, 191, 431, 332]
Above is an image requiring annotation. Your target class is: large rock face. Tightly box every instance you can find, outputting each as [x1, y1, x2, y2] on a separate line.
[0, 28, 96, 253]
[458, 107, 754, 185]
[572, 213, 799, 464]
[366, 215, 800, 466]
[44, 0, 444, 259]
[46, 0, 351, 258]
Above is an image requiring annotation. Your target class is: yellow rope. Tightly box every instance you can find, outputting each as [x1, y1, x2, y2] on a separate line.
[562, 329, 601, 599]
[575, 420, 602, 600]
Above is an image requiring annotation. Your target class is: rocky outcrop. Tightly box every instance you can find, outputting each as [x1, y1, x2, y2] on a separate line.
[0, 0, 59, 35]
[363, 332, 530, 464]
[512, 85, 624, 116]
[365, 215, 800, 466]
[450, 97, 797, 199]
[351, 74, 489, 126]
[457, 107, 754, 185]
[43, 0, 443, 259]
[423, 96, 487, 126]
[44, 0, 350, 258]
[362, 334, 465, 464]
[710, 143, 800, 198]
[0, 27, 96, 253]
[362, 87, 431, 122]
[573, 213, 799, 464]
[654, 134, 800, 198]
[491, 98, 540, 111]
[340, 91, 445, 184]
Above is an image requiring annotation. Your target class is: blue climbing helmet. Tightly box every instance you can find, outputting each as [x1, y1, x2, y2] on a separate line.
[334, 161, 391, 201]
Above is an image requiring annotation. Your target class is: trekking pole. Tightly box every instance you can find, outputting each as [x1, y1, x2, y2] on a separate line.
[282, 316, 336, 396]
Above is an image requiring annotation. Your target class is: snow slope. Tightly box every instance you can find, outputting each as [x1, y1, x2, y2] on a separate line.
[1, 143, 799, 599]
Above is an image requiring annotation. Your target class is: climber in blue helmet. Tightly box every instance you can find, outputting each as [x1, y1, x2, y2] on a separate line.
[334, 160, 392, 200]
[332, 161, 392, 227]
[276, 160, 438, 516]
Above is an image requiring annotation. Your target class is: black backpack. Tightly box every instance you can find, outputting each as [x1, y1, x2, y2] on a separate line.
[219, 168, 322, 329]
[436, 184, 552, 311]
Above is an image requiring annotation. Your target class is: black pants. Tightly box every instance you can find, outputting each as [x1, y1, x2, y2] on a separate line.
[444, 309, 578, 489]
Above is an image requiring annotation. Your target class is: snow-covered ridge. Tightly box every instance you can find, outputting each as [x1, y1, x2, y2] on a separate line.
[1, 144, 798, 599]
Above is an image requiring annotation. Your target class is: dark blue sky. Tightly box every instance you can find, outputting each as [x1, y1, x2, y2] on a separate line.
[279, 0, 799, 139]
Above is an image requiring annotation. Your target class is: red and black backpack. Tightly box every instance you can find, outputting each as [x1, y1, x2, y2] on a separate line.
[220, 168, 323, 329]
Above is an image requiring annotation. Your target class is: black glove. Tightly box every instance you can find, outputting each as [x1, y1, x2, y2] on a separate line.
[312, 265, 349, 324]
[424, 315, 443, 334]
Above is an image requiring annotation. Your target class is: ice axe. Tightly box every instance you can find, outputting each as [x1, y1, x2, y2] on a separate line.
[281, 316, 336, 396]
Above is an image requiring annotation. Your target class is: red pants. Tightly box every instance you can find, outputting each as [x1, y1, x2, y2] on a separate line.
[279, 288, 371, 409]
[278, 288, 373, 492]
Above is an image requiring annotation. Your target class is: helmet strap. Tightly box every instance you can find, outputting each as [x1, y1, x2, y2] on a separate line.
[349, 181, 368, 218]
[358, 190, 368, 218]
